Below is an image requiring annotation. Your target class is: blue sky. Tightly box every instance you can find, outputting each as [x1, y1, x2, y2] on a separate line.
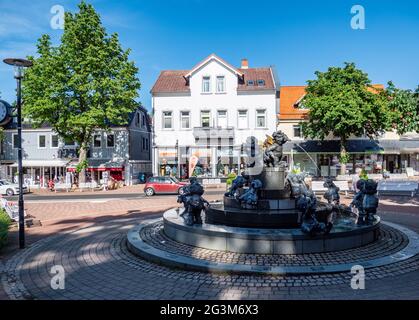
[0, 0, 418, 110]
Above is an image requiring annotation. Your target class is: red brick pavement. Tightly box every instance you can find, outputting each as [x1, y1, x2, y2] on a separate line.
[0, 191, 418, 300]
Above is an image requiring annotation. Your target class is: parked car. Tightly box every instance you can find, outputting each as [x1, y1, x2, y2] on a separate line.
[144, 176, 187, 196]
[0, 180, 28, 196]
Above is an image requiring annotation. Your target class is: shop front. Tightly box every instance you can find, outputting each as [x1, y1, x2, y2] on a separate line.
[66, 159, 125, 183]
[7, 159, 69, 188]
[286, 139, 419, 177]
[157, 145, 242, 179]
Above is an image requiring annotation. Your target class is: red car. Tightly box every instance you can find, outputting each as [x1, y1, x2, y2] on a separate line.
[144, 176, 187, 196]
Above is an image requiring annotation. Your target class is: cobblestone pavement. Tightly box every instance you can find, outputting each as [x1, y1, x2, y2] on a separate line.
[140, 222, 408, 267]
[1, 216, 419, 300]
[0, 193, 418, 300]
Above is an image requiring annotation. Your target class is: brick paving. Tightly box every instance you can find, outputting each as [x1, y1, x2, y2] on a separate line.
[0, 192, 418, 300]
[139, 222, 408, 267]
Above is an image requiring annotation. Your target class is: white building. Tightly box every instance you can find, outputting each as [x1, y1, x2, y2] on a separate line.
[151, 54, 279, 179]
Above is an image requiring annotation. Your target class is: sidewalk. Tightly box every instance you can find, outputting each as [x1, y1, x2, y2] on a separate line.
[27, 184, 146, 196]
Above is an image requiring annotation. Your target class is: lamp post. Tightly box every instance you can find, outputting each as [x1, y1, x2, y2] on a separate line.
[175, 139, 179, 179]
[3, 58, 33, 249]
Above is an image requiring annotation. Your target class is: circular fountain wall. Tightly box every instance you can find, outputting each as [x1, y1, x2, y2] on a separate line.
[163, 208, 381, 254]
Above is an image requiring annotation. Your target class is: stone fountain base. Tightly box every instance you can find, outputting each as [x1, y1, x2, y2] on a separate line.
[162, 209, 380, 254]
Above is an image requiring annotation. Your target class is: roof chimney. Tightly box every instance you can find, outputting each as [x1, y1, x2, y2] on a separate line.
[241, 58, 248, 69]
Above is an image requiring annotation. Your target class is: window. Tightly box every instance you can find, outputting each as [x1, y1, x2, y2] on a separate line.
[247, 80, 254, 86]
[93, 134, 101, 148]
[201, 111, 211, 127]
[107, 133, 115, 147]
[142, 114, 146, 128]
[216, 76, 225, 93]
[180, 111, 190, 129]
[256, 109, 266, 128]
[237, 110, 248, 129]
[38, 135, 46, 148]
[141, 137, 149, 151]
[51, 135, 59, 148]
[136, 113, 140, 126]
[293, 125, 302, 138]
[13, 134, 19, 149]
[202, 76, 211, 93]
[162, 111, 173, 129]
[257, 79, 265, 86]
[217, 110, 228, 128]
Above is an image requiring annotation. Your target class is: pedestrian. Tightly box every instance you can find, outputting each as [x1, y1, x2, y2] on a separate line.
[48, 179, 55, 191]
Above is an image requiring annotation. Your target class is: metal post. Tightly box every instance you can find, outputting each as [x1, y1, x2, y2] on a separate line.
[176, 139, 180, 179]
[16, 75, 25, 249]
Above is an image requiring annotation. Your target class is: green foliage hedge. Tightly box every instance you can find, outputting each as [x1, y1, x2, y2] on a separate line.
[0, 208, 11, 250]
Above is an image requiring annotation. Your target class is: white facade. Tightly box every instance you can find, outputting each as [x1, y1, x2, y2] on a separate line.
[152, 54, 278, 178]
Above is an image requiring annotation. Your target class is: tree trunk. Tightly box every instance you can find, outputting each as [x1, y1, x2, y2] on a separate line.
[340, 140, 347, 175]
[78, 145, 88, 185]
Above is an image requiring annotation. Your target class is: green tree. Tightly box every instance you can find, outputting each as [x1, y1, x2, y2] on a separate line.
[301, 62, 390, 174]
[384, 82, 419, 134]
[23, 1, 140, 183]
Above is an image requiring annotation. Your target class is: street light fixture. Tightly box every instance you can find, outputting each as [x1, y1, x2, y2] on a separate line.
[3, 58, 33, 249]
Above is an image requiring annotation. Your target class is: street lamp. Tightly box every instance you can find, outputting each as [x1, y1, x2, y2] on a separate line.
[3, 58, 33, 249]
[175, 139, 179, 179]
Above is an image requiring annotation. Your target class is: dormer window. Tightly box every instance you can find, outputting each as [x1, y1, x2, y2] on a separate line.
[257, 79, 265, 86]
[202, 76, 211, 93]
[247, 80, 254, 86]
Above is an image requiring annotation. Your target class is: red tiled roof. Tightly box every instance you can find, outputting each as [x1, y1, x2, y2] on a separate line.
[279, 84, 385, 120]
[237, 68, 275, 91]
[279, 86, 308, 120]
[151, 70, 190, 94]
[151, 66, 275, 94]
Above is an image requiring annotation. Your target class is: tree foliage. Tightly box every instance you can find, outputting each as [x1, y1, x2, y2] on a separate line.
[22, 1, 140, 182]
[384, 82, 419, 134]
[301, 62, 390, 171]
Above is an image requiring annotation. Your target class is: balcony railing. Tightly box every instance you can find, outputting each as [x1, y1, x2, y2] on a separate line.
[193, 126, 235, 139]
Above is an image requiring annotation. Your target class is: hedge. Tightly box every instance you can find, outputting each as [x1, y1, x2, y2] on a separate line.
[0, 208, 11, 250]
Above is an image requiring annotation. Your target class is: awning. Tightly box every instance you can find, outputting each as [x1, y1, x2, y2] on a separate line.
[284, 139, 419, 154]
[10, 159, 70, 167]
[66, 159, 125, 172]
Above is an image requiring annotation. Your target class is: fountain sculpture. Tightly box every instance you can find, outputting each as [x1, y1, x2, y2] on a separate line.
[133, 129, 381, 257]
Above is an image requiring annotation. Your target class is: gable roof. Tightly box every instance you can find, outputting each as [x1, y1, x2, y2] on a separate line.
[184, 53, 243, 78]
[279, 84, 385, 120]
[279, 86, 308, 120]
[151, 54, 276, 94]
[151, 70, 190, 94]
[237, 68, 275, 91]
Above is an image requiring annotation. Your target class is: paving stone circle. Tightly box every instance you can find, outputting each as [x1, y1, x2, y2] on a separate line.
[1, 216, 419, 300]
[139, 221, 408, 267]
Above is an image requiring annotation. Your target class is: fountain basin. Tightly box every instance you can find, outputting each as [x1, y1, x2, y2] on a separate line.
[163, 209, 381, 254]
